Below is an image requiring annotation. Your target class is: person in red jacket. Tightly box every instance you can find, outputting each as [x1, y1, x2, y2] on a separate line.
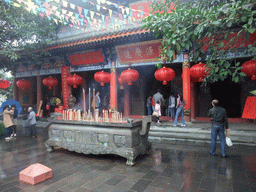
[151, 97, 155, 112]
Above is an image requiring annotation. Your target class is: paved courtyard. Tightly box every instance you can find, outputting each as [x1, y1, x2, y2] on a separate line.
[0, 126, 255, 192]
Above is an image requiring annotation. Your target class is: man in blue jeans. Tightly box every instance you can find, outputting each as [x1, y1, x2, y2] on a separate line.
[208, 100, 229, 158]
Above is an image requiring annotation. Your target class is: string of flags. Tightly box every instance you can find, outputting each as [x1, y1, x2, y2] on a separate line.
[5, 0, 152, 33]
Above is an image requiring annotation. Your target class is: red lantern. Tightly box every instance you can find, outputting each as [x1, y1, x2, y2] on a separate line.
[94, 70, 111, 86]
[67, 74, 83, 88]
[0, 79, 11, 90]
[121, 68, 139, 85]
[241, 60, 256, 80]
[190, 62, 208, 82]
[43, 76, 58, 90]
[154, 66, 175, 85]
[16, 79, 31, 91]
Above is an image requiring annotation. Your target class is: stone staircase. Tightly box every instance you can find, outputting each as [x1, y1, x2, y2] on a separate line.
[148, 121, 256, 146]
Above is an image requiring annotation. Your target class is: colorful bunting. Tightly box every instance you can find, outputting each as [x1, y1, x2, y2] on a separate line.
[5, 0, 151, 33]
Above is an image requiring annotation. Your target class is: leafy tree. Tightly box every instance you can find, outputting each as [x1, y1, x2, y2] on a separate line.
[143, 0, 256, 84]
[0, 0, 61, 74]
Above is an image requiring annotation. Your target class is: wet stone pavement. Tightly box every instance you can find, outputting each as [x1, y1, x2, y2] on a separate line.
[0, 127, 255, 192]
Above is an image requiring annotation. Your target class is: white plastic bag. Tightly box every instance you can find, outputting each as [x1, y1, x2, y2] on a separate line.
[226, 137, 233, 147]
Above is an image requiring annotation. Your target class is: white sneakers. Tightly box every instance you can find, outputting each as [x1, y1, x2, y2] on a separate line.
[5, 137, 12, 141]
[173, 124, 186, 127]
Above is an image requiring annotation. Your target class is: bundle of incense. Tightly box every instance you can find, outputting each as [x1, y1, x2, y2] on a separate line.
[77, 110, 81, 121]
[62, 110, 65, 120]
[69, 109, 73, 120]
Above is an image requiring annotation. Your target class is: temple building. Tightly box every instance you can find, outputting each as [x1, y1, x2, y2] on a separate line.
[12, 0, 256, 122]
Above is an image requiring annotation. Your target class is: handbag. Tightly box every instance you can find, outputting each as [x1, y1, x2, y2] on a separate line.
[152, 111, 158, 116]
[226, 137, 233, 147]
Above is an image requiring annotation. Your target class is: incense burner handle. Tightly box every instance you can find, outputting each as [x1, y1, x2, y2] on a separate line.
[140, 115, 153, 136]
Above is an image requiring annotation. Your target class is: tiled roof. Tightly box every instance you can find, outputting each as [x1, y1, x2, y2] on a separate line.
[46, 24, 150, 50]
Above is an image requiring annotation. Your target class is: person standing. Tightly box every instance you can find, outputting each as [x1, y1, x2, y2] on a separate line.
[3, 105, 14, 141]
[68, 93, 77, 109]
[151, 96, 155, 112]
[41, 96, 50, 118]
[11, 105, 18, 137]
[168, 93, 176, 121]
[146, 96, 152, 115]
[153, 89, 164, 106]
[155, 100, 161, 124]
[208, 99, 229, 158]
[173, 93, 187, 127]
[95, 92, 101, 110]
[94, 91, 101, 117]
[27, 107, 37, 138]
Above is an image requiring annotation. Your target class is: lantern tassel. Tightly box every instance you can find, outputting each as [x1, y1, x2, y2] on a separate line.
[100, 82, 104, 86]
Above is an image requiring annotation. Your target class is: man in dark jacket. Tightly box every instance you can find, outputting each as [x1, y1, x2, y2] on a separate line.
[11, 105, 18, 137]
[208, 99, 229, 158]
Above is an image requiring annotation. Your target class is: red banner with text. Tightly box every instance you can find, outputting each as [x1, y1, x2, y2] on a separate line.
[69, 51, 104, 66]
[242, 96, 256, 119]
[61, 66, 70, 109]
[116, 40, 162, 64]
[201, 31, 256, 51]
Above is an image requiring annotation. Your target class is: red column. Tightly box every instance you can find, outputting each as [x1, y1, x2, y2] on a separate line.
[37, 75, 42, 112]
[191, 83, 196, 121]
[61, 66, 70, 109]
[124, 85, 130, 116]
[110, 61, 117, 109]
[182, 53, 191, 122]
[13, 77, 18, 101]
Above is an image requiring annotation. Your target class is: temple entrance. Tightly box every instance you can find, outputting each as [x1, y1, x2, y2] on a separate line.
[210, 79, 241, 118]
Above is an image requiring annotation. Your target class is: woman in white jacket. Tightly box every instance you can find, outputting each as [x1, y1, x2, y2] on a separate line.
[155, 100, 161, 124]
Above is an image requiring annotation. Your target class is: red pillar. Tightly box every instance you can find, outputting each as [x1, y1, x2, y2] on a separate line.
[124, 85, 130, 116]
[110, 61, 117, 109]
[191, 83, 196, 121]
[182, 53, 191, 122]
[61, 66, 70, 109]
[13, 77, 18, 101]
[37, 75, 42, 112]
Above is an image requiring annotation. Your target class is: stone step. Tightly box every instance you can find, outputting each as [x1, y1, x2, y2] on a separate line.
[148, 123, 256, 146]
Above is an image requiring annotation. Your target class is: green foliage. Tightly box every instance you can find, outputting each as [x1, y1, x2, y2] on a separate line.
[0, 0, 62, 72]
[0, 123, 5, 136]
[143, 0, 256, 84]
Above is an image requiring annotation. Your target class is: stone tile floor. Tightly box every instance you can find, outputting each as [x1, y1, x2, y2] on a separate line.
[0, 128, 255, 192]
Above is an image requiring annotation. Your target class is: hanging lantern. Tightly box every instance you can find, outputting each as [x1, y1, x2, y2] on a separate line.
[0, 79, 11, 90]
[16, 79, 31, 91]
[121, 68, 139, 85]
[190, 62, 208, 82]
[118, 75, 125, 89]
[67, 74, 83, 88]
[241, 59, 256, 80]
[94, 70, 110, 86]
[43, 76, 58, 90]
[154, 66, 175, 85]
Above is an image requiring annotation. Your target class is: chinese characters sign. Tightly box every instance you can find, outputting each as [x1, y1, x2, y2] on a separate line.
[69, 51, 104, 66]
[116, 40, 162, 64]
[201, 31, 256, 51]
[61, 66, 70, 109]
